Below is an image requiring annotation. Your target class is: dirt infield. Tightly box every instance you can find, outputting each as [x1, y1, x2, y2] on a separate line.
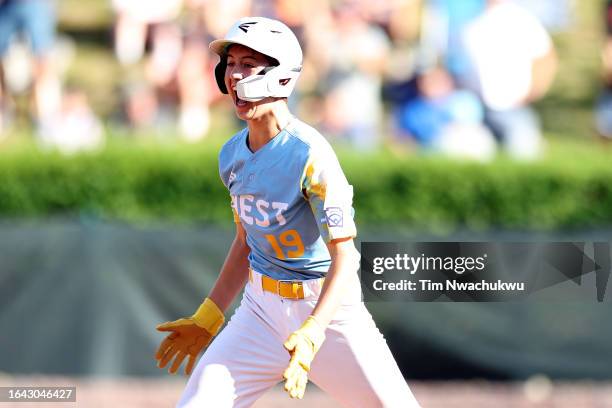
[0, 376, 611, 407]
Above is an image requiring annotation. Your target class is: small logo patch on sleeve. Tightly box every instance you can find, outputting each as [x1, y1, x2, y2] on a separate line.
[325, 207, 343, 227]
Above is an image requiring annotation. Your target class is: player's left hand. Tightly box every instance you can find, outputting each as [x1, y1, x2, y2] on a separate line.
[282, 316, 326, 399]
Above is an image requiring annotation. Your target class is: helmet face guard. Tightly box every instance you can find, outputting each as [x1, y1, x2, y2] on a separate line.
[236, 66, 301, 102]
[214, 60, 301, 102]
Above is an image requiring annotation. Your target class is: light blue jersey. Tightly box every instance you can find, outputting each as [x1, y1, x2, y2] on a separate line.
[218, 118, 356, 280]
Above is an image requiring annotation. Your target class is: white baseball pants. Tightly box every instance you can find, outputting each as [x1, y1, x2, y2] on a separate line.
[178, 270, 420, 408]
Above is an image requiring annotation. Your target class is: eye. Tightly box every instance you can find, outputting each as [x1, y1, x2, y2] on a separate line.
[227, 61, 235, 67]
[244, 63, 255, 68]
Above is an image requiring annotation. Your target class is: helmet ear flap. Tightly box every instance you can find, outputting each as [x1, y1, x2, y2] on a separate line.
[215, 58, 228, 94]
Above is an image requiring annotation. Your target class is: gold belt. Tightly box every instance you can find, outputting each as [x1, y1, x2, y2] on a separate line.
[249, 269, 305, 299]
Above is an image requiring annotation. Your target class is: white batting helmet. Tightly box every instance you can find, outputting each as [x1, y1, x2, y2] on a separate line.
[209, 17, 303, 102]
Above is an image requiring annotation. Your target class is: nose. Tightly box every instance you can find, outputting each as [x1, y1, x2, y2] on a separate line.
[227, 65, 244, 89]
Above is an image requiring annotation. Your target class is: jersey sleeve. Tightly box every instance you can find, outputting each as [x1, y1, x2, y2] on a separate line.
[301, 145, 357, 243]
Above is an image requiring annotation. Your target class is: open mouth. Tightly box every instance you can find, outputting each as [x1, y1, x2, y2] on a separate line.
[234, 91, 248, 107]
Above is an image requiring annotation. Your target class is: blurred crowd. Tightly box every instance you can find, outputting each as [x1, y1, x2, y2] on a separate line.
[0, 0, 604, 160]
[595, 0, 612, 141]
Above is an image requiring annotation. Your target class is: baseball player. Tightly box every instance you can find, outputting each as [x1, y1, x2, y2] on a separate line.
[155, 16, 421, 408]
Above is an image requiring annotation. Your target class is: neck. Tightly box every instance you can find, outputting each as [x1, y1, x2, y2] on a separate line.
[247, 100, 292, 152]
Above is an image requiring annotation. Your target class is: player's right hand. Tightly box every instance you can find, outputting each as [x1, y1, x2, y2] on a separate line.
[155, 297, 225, 375]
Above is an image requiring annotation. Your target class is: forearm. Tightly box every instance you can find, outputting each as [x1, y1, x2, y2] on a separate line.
[207, 229, 251, 312]
[310, 238, 360, 327]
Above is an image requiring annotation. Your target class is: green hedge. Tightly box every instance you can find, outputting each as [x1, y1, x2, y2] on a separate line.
[1, 143, 611, 230]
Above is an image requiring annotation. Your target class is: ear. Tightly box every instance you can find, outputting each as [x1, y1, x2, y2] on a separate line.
[215, 58, 228, 94]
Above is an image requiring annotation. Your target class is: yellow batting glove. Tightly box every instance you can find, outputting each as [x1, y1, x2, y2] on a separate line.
[282, 316, 326, 399]
[155, 297, 225, 375]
